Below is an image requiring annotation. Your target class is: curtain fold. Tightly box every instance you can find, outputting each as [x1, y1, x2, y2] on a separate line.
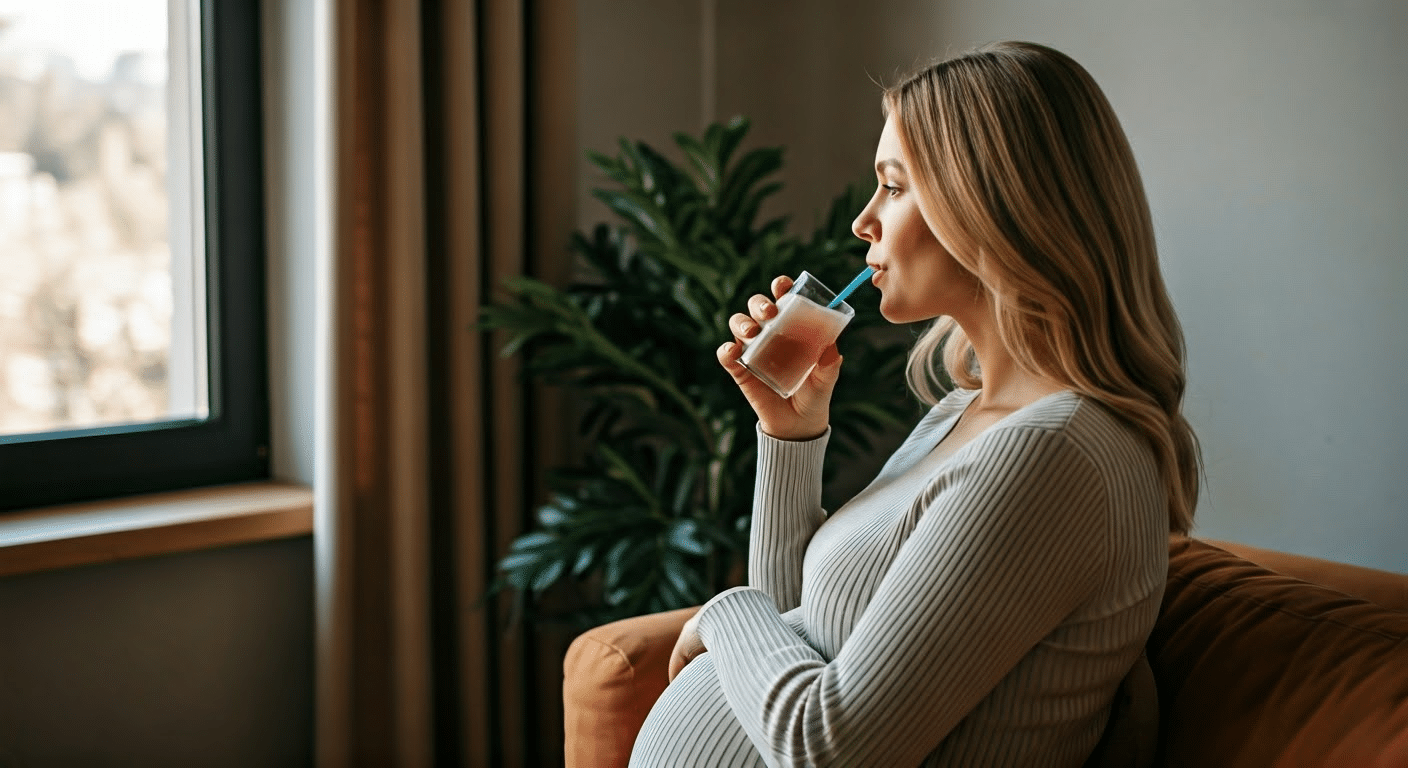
[316, 0, 575, 764]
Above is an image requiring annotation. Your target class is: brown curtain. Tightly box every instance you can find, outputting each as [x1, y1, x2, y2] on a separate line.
[316, 1, 577, 765]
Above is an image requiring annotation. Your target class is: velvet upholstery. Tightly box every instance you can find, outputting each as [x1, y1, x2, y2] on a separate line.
[1149, 538, 1408, 767]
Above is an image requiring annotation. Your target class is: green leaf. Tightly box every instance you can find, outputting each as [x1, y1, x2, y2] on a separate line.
[666, 519, 711, 556]
[509, 531, 556, 552]
[597, 443, 660, 512]
[536, 504, 570, 528]
[658, 561, 692, 605]
[602, 537, 634, 588]
[530, 559, 566, 593]
[593, 189, 676, 248]
[571, 546, 595, 577]
[670, 277, 711, 327]
[498, 550, 545, 575]
[729, 181, 784, 235]
[674, 131, 720, 198]
[586, 149, 632, 187]
[669, 463, 699, 516]
[718, 147, 784, 222]
[714, 115, 750, 174]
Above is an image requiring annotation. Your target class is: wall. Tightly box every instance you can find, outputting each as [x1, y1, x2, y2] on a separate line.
[575, 1, 707, 231]
[577, 0, 925, 234]
[0, 538, 313, 767]
[265, 0, 317, 487]
[0, 0, 317, 765]
[574, 0, 1407, 571]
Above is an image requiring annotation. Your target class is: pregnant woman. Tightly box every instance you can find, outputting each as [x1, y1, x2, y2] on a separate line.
[630, 41, 1201, 767]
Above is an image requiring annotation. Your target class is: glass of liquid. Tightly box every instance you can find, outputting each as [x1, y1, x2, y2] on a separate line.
[739, 271, 855, 399]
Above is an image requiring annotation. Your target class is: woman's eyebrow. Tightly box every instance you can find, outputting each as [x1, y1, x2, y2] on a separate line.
[875, 158, 905, 175]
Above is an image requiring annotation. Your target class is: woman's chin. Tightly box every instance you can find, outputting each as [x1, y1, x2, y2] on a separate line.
[878, 301, 920, 325]
[878, 298, 946, 324]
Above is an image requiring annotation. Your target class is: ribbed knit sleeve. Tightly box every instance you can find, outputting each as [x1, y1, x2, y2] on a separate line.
[694, 425, 1109, 767]
[748, 425, 830, 612]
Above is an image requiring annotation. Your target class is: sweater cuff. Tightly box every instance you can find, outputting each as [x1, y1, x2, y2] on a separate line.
[696, 585, 784, 648]
[757, 423, 831, 449]
[755, 424, 830, 503]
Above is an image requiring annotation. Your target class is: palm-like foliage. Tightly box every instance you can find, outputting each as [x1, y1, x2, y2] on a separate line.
[480, 117, 921, 625]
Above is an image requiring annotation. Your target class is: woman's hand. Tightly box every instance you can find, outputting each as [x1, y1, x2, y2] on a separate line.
[668, 612, 706, 682]
[717, 275, 843, 441]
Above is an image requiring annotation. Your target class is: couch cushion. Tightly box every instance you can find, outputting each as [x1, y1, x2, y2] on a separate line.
[1150, 538, 1408, 767]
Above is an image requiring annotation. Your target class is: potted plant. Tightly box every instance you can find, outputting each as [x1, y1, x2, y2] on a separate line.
[481, 117, 923, 626]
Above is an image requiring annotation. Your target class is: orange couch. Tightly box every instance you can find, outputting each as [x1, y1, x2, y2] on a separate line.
[562, 538, 1408, 767]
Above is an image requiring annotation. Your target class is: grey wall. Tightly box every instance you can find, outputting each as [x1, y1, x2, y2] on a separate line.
[576, 0, 923, 234]
[265, 0, 316, 486]
[0, 538, 313, 768]
[575, 0, 1407, 571]
[576, 1, 707, 231]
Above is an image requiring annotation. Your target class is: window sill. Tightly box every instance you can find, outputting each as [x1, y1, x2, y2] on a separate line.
[0, 481, 313, 578]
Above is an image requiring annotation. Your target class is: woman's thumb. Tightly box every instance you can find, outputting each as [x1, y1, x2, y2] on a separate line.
[807, 345, 843, 390]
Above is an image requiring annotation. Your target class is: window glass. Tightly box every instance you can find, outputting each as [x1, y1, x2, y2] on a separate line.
[0, 0, 207, 440]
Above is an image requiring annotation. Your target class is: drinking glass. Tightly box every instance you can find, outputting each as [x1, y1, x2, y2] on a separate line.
[738, 271, 855, 399]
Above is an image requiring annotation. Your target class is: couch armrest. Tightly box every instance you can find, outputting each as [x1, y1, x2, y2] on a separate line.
[563, 606, 698, 768]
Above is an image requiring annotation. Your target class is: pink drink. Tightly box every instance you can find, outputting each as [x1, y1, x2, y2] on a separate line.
[740, 291, 852, 398]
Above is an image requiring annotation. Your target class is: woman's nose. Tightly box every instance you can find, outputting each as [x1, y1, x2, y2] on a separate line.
[852, 203, 878, 243]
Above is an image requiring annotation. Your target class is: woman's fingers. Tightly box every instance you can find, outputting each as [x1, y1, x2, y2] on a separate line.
[716, 338, 745, 374]
[728, 312, 759, 341]
[668, 615, 705, 682]
[730, 276, 793, 341]
[717, 338, 785, 406]
[747, 293, 777, 325]
[717, 338, 763, 390]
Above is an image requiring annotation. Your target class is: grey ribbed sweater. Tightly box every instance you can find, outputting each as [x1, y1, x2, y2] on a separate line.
[630, 389, 1167, 767]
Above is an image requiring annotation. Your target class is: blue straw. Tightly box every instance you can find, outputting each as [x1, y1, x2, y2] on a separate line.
[827, 266, 875, 309]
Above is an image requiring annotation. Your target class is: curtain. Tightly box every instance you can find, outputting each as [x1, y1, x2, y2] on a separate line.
[315, 0, 577, 765]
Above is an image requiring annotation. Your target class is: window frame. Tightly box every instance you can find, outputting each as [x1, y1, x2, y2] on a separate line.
[0, 0, 269, 512]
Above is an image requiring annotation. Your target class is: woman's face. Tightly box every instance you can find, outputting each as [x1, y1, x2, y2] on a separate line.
[852, 115, 980, 325]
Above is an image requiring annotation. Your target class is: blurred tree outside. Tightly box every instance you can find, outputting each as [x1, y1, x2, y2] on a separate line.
[0, 3, 184, 437]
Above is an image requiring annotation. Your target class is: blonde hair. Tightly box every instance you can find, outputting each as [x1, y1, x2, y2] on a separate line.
[886, 41, 1201, 534]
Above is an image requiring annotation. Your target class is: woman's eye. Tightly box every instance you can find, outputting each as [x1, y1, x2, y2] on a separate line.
[881, 184, 901, 198]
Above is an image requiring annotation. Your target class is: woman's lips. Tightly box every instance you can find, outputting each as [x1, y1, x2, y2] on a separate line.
[869, 267, 884, 285]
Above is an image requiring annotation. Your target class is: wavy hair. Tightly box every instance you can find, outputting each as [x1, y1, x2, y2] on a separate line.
[885, 41, 1201, 533]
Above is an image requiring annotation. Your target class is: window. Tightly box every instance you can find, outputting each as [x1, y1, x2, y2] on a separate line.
[0, 0, 268, 511]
